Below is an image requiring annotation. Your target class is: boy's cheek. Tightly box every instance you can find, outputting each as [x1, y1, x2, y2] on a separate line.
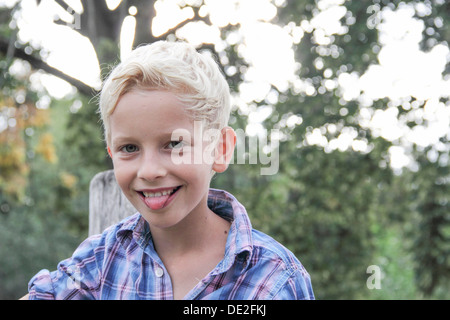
[113, 165, 134, 188]
[169, 145, 209, 166]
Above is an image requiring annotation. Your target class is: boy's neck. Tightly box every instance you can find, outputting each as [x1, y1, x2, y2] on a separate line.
[149, 199, 231, 260]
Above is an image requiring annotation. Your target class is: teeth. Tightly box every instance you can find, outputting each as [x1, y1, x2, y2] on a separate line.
[142, 188, 177, 198]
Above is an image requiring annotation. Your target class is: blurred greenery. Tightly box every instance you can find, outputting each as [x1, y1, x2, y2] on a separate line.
[0, 0, 448, 299]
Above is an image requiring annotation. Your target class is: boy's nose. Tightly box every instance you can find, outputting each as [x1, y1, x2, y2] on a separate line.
[137, 153, 167, 181]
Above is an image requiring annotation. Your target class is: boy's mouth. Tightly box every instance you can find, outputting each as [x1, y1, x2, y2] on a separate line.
[137, 186, 182, 210]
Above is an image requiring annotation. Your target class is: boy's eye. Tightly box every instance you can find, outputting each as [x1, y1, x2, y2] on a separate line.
[121, 144, 139, 153]
[167, 140, 184, 149]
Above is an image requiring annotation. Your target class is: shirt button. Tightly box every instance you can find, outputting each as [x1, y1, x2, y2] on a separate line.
[155, 267, 164, 278]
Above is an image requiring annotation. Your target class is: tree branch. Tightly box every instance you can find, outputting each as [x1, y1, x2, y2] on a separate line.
[0, 38, 97, 97]
[150, 6, 212, 42]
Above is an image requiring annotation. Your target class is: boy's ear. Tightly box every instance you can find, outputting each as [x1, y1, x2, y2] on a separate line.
[107, 146, 112, 158]
[212, 127, 236, 173]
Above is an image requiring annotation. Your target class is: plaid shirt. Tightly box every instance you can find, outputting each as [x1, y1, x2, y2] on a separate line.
[28, 189, 314, 300]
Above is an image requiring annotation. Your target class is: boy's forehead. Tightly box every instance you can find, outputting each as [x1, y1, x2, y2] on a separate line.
[109, 90, 201, 139]
[112, 90, 189, 118]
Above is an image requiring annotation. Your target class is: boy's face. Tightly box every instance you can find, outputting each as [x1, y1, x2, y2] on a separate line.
[108, 90, 219, 229]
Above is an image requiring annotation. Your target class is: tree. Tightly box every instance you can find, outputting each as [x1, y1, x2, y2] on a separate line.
[274, 0, 449, 297]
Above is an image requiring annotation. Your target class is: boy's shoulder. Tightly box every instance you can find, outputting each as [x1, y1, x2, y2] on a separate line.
[250, 228, 306, 273]
[208, 188, 307, 274]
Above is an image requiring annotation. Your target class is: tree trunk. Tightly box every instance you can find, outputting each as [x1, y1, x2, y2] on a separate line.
[88, 170, 136, 236]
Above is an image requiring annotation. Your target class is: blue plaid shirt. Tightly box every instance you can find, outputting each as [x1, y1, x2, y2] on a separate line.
[28, 189, 314, 300]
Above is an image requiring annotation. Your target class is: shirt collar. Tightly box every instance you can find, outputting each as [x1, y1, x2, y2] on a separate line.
[207, 188, 253, 251]
[207, 188, 253, 273]
[116, 188, 254, 271]
[115, 212, 151, 249]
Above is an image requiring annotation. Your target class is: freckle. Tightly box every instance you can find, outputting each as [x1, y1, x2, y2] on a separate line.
[224, 230, 228, 234]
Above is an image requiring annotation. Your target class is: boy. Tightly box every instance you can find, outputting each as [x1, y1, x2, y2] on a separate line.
[24, 41, 314, 300]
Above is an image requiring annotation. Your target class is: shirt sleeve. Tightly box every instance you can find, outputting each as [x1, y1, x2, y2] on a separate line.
[28, 235, 103, 300]
[271, 267, 315, 300]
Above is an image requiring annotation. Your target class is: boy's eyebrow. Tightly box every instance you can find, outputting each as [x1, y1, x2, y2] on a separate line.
[111, 129, 194, 144]
[110, 136, 136, 147]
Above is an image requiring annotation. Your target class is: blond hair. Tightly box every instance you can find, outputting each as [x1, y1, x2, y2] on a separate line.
[99, 41, 231, 144]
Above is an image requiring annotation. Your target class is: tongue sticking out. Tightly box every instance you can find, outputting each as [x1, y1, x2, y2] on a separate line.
[144, 194, 171, 210]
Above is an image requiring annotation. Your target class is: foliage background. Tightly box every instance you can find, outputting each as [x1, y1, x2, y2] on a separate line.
[0, 0, 449, 299]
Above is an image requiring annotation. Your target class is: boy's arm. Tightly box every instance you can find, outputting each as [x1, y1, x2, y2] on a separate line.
[19, 294, 29, 300]
[26, 234, 104, 300]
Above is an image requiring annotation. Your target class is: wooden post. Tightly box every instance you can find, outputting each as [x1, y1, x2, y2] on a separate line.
[88, 170, 136, 236]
